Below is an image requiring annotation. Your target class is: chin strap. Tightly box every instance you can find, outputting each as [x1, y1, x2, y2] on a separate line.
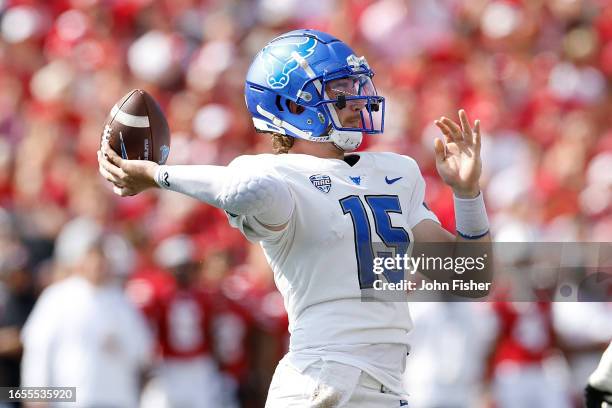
[329, 128, 362, 151]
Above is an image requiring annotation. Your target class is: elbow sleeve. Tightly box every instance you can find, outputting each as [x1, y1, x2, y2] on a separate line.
[156, 165, 293, 226]
[218, 171, 293, 225]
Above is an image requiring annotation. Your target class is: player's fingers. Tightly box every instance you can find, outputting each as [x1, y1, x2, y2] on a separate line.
[97, 149, 115, 170]
[434, 120, 453, 143]
[98, 164, 125, 186]
[122, 186, 138, 196]
[440, 117, 463, 141]
[98, 150, 127, 180]
[112, 185, 133, 197]
[112, 185, 124, 196]
[102, 142, 124, 168]
[473, 119, 481, 151]
[459, 109, 472, 140]
[434, 138, 446, 162]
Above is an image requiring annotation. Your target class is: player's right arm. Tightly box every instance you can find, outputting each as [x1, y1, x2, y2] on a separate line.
[97, 143, 293, 230]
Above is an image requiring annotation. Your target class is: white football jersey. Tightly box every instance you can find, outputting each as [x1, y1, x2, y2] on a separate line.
[227, 152, 438, 394]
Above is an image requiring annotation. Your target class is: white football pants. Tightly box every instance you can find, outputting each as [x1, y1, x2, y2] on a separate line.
[265, 358, 409, 408]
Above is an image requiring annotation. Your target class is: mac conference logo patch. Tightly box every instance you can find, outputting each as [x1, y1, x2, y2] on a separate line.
[309, 174, 332, 193]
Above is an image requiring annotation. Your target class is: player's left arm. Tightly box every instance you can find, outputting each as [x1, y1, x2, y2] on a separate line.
[410, 110, 492, 297]
[412, 109, 490, 244]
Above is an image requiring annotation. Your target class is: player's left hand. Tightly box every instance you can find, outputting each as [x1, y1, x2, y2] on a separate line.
[433, 109, 482, 198]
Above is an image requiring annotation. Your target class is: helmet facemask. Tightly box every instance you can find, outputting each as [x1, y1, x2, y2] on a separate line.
[320, 74, 385, 135]
[296, 68, 385, 151]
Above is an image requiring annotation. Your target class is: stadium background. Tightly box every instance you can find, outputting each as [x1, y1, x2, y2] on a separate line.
[0, 0, 611, 407]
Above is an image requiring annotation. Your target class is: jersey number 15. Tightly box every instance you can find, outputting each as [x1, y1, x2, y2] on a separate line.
[339, 195, 410, 289]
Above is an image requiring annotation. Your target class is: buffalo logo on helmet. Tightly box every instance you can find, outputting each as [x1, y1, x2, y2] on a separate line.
[262, 36, 317, 89]
[309, 174, 332, 194]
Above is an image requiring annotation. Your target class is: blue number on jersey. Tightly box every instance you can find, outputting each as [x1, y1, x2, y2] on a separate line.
[340, 195, 410, 289]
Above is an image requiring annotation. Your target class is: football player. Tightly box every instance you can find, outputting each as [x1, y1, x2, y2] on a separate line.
[586, 342, 612, 408]
[98, 29, 491, 407]
[138, 235, 229, 408]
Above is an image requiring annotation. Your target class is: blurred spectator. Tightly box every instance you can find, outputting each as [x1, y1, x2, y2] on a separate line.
[0, 209, 36, 408]
[20, 217, 153, 408]
[402, 302, 498, 408]
[136, 234, 231, 408]
[553, 302, 612, 402]
[198, 244, 255, 406]
[488, 301, 572, 408]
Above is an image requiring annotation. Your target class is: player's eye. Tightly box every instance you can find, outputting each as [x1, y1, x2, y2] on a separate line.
[330, 88, 357, 97]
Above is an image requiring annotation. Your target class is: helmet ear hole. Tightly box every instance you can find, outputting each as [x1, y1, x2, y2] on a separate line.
[275, 95, 285, 111]
[286, 100, 305, 115]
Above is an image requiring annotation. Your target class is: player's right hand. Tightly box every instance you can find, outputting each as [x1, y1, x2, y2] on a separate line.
[98, 142, 159, 197]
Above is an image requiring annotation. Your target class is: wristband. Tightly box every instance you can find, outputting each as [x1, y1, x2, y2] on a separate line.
[454, 192, 489, 239]
[156, 165, 170, 188]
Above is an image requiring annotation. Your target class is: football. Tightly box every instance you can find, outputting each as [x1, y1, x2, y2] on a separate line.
[101, 89, 170, 164]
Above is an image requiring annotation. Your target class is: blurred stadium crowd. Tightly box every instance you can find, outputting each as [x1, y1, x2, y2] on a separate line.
[0, 0, 611, 407]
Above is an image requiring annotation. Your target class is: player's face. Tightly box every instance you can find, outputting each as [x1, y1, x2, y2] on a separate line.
[325, 75, 380, 130]
[326, 77, 366, 128]
[79, 246, 110, 285]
